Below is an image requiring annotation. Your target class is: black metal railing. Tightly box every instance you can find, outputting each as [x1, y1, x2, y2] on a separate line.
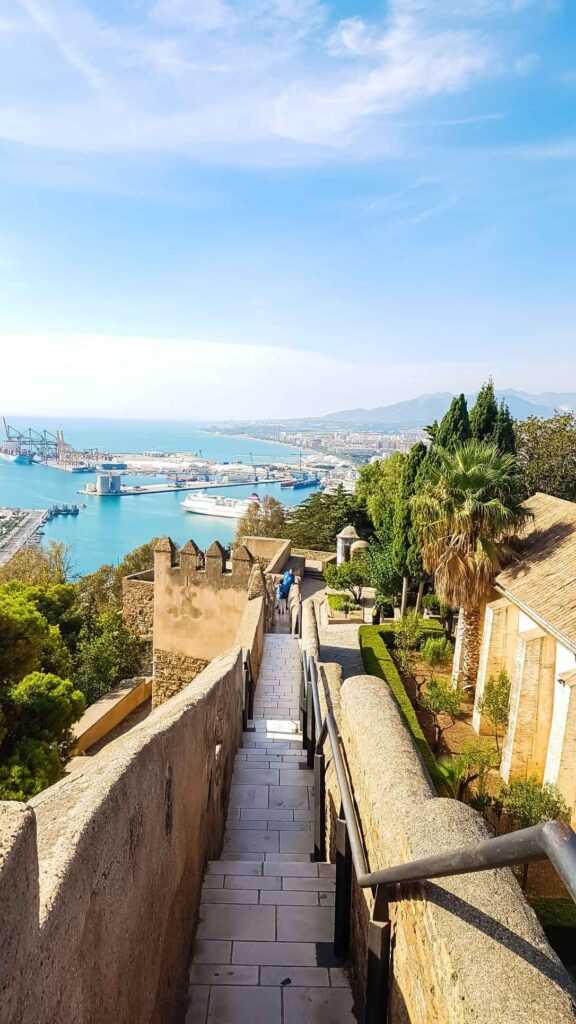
[300, 648, 576, 1024]
[241, 649, 255, 732]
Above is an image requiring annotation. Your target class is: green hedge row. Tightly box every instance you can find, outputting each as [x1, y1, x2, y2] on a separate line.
[358, 621, 446, 794]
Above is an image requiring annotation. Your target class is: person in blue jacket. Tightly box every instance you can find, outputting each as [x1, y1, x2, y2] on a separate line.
[276, 568, 295, 614]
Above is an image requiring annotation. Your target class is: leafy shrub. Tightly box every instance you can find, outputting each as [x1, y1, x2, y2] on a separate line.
[328, 594, 359, 614]
[421, 636, 453, 668]
[480, 668, 511, 754]
[359, 625, 446, 793]
[422, 594, 441, 613]
[501, 779, 570, 829]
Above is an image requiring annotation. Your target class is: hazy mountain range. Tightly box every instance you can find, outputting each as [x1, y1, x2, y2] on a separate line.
[324, 391, 576, 430]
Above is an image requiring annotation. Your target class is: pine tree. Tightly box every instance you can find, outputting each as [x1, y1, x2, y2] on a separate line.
[435, 394, 470, 450]
[492, 400, 515, 454]
[392, 442, 427, 614]
[470, 379, 498, 441]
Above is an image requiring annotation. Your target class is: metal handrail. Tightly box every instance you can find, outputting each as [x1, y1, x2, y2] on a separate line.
[304, 649, 576, 898]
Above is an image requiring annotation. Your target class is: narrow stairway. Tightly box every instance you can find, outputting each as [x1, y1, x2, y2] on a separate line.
[186, 630, 357, 1023]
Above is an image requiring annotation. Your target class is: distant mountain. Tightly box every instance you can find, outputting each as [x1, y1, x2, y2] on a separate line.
[324, 391, 576, 430]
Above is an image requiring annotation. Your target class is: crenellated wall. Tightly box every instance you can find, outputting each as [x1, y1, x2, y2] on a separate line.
[150, 537, 262, 705]
[0, 649, 244, 1024]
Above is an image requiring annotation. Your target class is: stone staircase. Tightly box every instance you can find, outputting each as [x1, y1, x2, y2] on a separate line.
[185, 632, 357, 1023]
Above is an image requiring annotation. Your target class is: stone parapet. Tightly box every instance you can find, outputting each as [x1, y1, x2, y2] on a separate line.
[0, 649, 244, 1024]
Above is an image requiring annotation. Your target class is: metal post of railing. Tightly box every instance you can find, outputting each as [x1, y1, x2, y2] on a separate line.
[314, 750, 326, 862]
[241, 651, 249, 732]
[300, 652, 308, 746]
[364, 886, 391, 1024]
[306, 681, 315, 769]
[334, 816, 352, 957]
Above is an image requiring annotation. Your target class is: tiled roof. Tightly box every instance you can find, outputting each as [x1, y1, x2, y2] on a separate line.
[496, 492, 576, 650]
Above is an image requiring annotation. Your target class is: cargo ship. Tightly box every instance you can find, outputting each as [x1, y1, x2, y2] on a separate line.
[181, 491, 260, 520]
[0, 447, 33, 464]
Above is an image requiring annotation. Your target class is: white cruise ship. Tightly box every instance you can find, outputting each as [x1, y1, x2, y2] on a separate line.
[181, 491, 260, 520]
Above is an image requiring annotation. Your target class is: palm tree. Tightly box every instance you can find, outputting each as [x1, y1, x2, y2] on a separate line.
[412, 441, 530, 690]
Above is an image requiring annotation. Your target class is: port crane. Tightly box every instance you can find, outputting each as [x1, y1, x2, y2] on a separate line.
[2, 418, 59, 461]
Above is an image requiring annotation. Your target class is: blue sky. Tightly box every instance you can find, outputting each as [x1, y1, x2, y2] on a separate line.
[1, 0, 576, 419]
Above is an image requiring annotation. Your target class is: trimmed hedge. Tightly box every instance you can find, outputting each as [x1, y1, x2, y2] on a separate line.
[359, 621, 447, 794]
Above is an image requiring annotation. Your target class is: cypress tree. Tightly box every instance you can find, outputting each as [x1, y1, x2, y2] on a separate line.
[470, 379, 498, 441]
[392, 442, 427, 613]
[493, 400, 516, 454]
[435, 394, 470, 450]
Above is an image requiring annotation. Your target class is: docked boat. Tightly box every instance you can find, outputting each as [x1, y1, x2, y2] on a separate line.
[292, 475, 320, 490]
[181, 491, 260, 520]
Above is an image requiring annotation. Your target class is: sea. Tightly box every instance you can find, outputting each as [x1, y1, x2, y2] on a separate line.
[0, 418, 317, 577]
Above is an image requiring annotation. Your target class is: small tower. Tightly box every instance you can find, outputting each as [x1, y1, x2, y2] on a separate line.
[336, 524, 360, 565]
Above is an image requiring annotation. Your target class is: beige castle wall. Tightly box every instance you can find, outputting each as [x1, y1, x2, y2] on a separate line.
[153, 541, 253, 664]
[0, 649, 244, 1024]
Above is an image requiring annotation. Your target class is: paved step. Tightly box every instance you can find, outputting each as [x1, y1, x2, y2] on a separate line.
[185, 633, 357, 1023]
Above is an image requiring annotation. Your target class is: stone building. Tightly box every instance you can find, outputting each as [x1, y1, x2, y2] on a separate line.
[472, 493, 576, 820]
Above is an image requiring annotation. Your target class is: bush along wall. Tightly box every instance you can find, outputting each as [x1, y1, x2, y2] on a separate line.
[359, 620, 447, 794]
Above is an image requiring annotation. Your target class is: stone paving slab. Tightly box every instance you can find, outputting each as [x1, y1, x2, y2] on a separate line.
[231, 941, 318, 966]
[196, 905, 276, 942]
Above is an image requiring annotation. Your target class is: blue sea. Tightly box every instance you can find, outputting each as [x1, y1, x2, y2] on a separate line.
[0, 418, 315, 576]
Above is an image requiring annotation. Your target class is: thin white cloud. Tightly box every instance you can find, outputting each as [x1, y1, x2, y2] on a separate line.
[0, 0, 550, 160]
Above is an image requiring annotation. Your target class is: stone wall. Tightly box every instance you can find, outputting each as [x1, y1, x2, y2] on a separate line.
[0, 649, 244, 1024]
[152, 651, 209, 707]
[122, 571, 154, 639]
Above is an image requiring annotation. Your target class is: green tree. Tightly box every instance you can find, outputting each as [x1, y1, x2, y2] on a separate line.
[420, 678, 462, 753]
[365, 540, 402, 609]
[413, 441, 529, 690]
[74, 609, 144, 705]
[10, 671, 85, 745]
[325, 557, 369, 604]
[515, 412, 576, 500]
[356, 453, 405, 533]
[0, 738, 63, 801]
[435, 394, 470, 451]
[470, 379, 499, 442]
[392, 442, 427, 615]
[0, 591, 50, 682]
[237, 496, 287, 540]
[493, 401, 516, 454]
[479, 668, 511, 754]
[0, 540, 72, 585]
[284, 486, 370, 551]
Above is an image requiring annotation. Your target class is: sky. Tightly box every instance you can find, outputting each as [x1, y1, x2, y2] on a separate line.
[1, 0, 576, 419]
